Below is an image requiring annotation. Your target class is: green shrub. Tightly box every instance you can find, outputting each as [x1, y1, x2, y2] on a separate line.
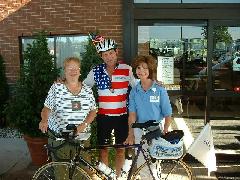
[5, 31, 60, 137]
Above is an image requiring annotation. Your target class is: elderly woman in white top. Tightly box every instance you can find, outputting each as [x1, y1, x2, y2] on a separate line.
[39, 57, 96, 160]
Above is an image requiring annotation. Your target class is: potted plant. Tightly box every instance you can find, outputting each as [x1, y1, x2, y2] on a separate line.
[5, 31, 60, 165]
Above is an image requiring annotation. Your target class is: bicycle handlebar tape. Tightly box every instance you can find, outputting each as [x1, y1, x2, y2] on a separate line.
[66, 124, 77, 130]
[132, 120, 159, 129]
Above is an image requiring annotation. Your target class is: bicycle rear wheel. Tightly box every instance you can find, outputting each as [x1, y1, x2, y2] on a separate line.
[131, 159, 193, 180]
[32, 162, 92, 180]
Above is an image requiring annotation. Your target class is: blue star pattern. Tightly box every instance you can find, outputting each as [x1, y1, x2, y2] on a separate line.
[93, 63, 111, 90]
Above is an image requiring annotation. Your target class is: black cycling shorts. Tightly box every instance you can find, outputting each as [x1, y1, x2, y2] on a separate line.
[96, 114, 128, 145]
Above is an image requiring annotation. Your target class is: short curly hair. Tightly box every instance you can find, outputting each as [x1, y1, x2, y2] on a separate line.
[64, 57, 81, 69]
[132, 55, 157, 80]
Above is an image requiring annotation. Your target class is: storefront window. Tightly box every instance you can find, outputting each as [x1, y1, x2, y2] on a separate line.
[138, 24, 208, 117]
[21, 34, 88, 76]
[138, 24, 207, 92]
[212, 26, 240, 92]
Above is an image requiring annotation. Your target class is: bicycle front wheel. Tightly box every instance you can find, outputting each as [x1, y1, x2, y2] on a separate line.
[32, 162, 92, 180]
[131, 159, 193, 180]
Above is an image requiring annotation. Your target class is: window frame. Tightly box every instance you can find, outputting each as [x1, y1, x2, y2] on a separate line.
[19, 33, 88, 74]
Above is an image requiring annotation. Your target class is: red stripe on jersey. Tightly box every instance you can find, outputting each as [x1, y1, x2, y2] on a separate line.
[111, 81, 129, 89]
[98, 107, 127, 115]
[113, 69, 129, 76]
[99, 94, 127, 102]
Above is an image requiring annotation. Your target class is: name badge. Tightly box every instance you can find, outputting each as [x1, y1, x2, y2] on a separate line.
[150, 96, 160, 102]
[72, 101, 81, 111]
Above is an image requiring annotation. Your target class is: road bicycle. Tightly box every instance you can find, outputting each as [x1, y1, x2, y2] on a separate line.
[32, 121, 193, 180]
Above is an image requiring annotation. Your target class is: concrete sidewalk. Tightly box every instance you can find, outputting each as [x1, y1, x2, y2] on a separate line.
[0, 138, 31, 175]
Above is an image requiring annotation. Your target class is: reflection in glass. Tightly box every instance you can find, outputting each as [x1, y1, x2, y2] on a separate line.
[22, 38, 54, 65]
[211, 26, 240, 91]
[56, 36, 88, 75]
[138, 25, 207, 92]
[21, 35, 88, 76]
[138, 24, 207, 117]
[211, 97, 240, 118]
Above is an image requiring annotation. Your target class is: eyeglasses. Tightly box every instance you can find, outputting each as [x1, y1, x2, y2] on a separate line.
[65, 67, 80, 71]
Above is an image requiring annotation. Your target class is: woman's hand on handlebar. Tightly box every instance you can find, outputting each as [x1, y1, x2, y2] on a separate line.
[123, 133, 135, 145]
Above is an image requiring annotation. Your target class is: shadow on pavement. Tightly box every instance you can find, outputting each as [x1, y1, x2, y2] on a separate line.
[215, 172, 240, 180]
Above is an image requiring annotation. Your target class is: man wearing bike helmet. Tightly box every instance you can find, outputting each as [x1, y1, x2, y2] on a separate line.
[84, 34, 136, 177]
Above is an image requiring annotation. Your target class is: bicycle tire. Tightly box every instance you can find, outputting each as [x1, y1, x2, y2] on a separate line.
[32, 162, 92, 180]
[131, 159, 193, 180]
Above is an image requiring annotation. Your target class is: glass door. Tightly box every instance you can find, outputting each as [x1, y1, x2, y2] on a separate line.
[137, 21, 208, 118]
[137, 21, 240, 119]
[209, 23, 240, 119]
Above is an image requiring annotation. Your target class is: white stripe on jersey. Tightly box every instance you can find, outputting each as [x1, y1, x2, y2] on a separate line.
[98, 88, 128, 96]
[112, 75, 130, 82]
[99, 101, 127, 109]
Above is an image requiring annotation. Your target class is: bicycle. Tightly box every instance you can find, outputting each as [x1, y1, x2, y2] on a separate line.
[32, 121, 193, 180]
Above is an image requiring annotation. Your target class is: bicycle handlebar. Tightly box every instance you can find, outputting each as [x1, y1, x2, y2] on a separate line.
[131, 120, 159, 129]
[47, 125, 79, 141]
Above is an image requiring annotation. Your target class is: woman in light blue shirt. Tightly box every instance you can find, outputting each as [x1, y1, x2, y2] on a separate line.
[125, 55, 172, 145]
[124, 55, 172, 179]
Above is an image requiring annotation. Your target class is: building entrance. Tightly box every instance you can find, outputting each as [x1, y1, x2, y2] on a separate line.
[137, 22, 240, 119]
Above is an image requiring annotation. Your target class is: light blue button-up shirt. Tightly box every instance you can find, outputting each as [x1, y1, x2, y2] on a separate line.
[128, 82, 172, 123]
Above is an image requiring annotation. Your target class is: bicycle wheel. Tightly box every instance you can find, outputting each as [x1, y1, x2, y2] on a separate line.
[160, 159, 193, 180]
[131, 159, 193, 180]
[32, 162, 92, 180]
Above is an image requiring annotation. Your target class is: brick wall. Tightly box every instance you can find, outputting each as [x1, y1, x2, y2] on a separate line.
[0, 0, 123, 85]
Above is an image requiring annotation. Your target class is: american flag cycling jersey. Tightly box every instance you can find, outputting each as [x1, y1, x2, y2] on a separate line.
[84, 62, 136, 116]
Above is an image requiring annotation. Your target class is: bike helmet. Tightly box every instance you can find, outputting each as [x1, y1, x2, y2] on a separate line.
[95, 38, 117, 53]
[89, 33, 117, 53]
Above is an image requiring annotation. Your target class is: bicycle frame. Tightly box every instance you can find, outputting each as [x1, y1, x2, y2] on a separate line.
[35, 122, 190, 180]
[78, 143, 154, 180]
[46, 136, 155, 180]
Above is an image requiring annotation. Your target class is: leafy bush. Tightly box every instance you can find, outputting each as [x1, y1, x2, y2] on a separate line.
[5, 31, 60, 137]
